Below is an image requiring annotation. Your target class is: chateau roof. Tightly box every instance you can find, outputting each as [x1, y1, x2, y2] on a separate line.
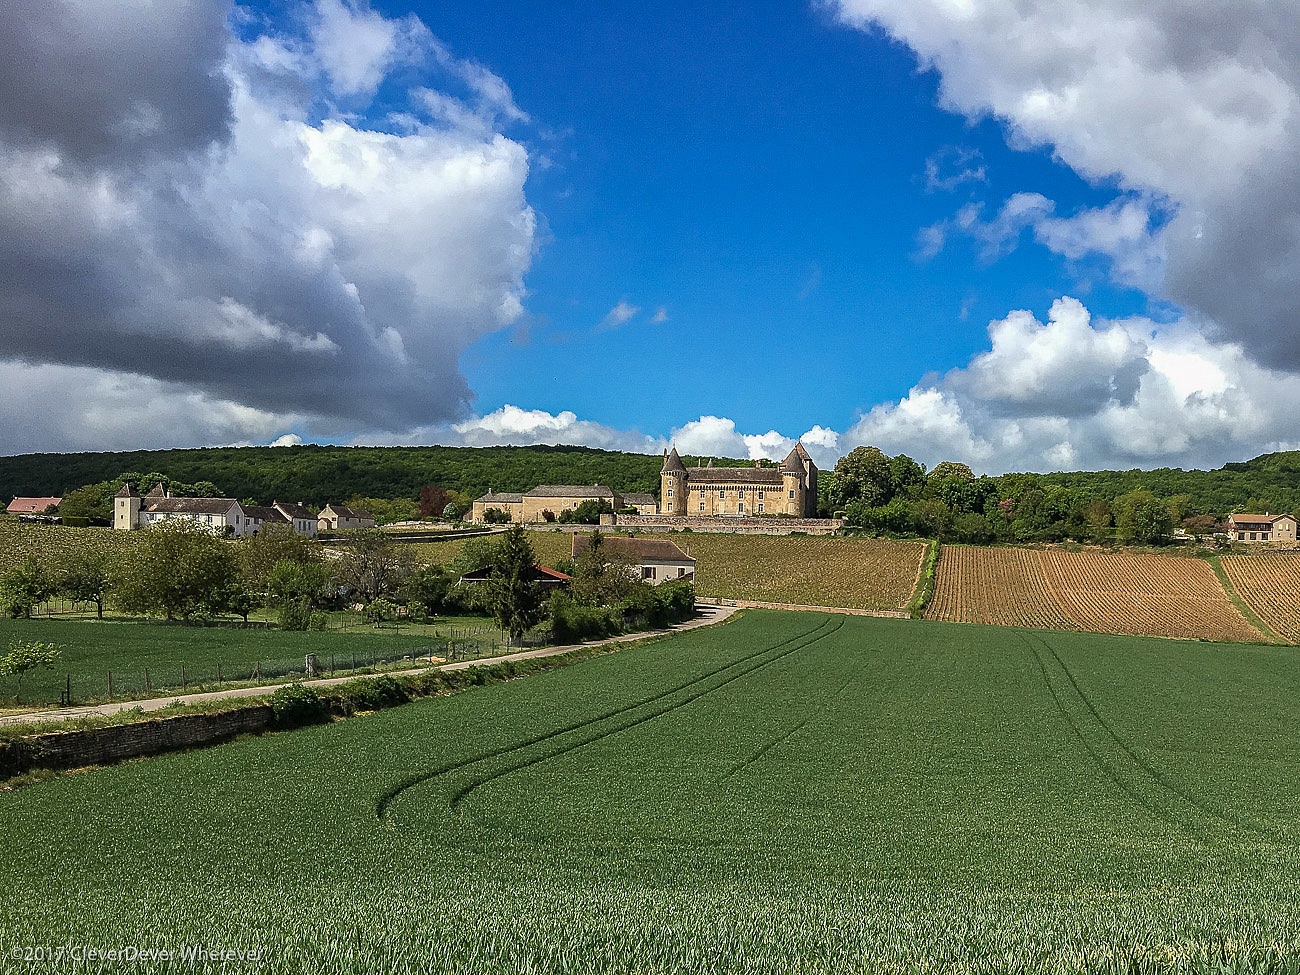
[781, 444, 806, 473]
[145, 483, 167, 498]
[685, 466, 785, 484]
[143, 498, 239, 516]
[572, 535, 695, 563]
[115, 483, 138, 498]
[622, 492, 657, 506]
[524, 485, 616, 499]
[661, 448, 687, 474]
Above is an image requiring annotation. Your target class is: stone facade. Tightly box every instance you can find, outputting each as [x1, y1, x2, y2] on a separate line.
[659, 444, 818, 519]
[472, 485, 626, 524]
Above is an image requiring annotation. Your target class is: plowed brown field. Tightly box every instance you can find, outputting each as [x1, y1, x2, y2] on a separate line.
[930, 545, 1268, 642]
[927, 546, 1074, 629]
[1221, 553, 1300, 643]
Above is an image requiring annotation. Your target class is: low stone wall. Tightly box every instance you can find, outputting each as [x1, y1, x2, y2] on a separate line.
[609, 515, 845, 536]
[697, 596, 909, 618]
[0, 706, 273, 778]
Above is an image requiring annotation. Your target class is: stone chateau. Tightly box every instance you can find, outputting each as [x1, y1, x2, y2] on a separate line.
[660, 444, 818, 518]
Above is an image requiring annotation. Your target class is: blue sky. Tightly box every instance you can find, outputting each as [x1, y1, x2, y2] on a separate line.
[3, 0, 1300, 472]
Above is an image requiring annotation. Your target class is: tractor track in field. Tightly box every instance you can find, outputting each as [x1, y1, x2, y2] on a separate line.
[722, 717, 811, 782]
[376, 615, 845, 823]
[1023, 631, 1271, 843]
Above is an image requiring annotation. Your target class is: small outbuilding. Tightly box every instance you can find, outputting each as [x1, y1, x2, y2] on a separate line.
[571, 535, 695, 585]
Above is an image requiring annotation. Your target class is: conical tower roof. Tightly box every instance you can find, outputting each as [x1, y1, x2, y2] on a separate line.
[115, 482, 138, 498]
[781, 445, 804, 473]
[662, 447, 686, 474]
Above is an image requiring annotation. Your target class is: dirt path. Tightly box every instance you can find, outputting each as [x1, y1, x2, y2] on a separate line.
[0, 605, 739, 729]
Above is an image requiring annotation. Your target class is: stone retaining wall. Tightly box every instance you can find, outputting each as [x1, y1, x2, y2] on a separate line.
[603, 515, 845, 536]
[0, 706, 273, 778]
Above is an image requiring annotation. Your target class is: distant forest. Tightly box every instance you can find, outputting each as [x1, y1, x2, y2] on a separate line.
[2, 443, 1299, 526]
[0, 444, 742, 508]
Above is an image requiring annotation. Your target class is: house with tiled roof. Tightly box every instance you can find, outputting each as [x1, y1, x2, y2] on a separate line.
[660, 443, 818, 518]
[273, 501, 318, 537]
[620, 492, 659, 515]
[6, 497, 61, 515]
[317, 504, 376, 531]
[571, 534, 695, 585]
[114, 482, 252, 536]
[1225, 512, 1298, 544]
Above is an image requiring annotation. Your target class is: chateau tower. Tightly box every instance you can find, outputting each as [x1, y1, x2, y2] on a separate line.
[660, 447, 688, 514]
[114, 482, 141, 531]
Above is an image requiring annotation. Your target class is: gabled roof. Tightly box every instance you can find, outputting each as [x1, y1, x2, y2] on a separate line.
[1228, 513, 1295, 524]
[662, 447, 687, 474]
[145, 483, 167, 498]
[6, 497, 62, 514]
[322, 504, 373, 521]
[243, 506, 289, 523]
[115, 483, 138, 498]
[622, 492, 657, 506]
[476, 491, 524, 504]
[143, 498, 239, 516]
[524, 485, 616, 499]
[458, 563, 571, 585]
[572, 535, 695, 563]
[273, 501, 315, 520]
[684, 466, 784, 484]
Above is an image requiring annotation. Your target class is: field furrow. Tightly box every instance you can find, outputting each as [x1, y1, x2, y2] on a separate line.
[1221, 553, 1300, 643]
[927, 546, 1073, 629]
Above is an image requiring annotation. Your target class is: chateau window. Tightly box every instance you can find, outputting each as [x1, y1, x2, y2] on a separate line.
[667, 488, 673, 497]
[699, 502, 705, 512]
[758, 490, 764, 499]
[758, 503, 764, 514]
[788, 489, 795, 499]
[667, 503, 673, 512]
[699, 490, 704, 497]
[737, 489, 744, 497]
[738, 503, 745, 514]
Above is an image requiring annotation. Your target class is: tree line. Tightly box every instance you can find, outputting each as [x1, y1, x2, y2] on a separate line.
[0, 522, 694, 646]
[824, 446, 1289, 544]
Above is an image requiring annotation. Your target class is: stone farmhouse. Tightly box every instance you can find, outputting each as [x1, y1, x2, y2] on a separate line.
[572, 535, 695, 585]
[317, 504, 376, 532]
[1226, 512, 1298, 544]
[472, 485, 635, 524]
[660, 443, 818, 518]
[114, 484, 319, 538]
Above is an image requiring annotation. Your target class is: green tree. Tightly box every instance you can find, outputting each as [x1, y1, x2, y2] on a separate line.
[832, 446, 894, 508]
[489, 526, 547, 644]
[0, 560, 55, 619]
[482, 507, 512, 524]
[346, 496, 420, 525]
[1114, 490, 1174, 545]
[364, 597, 399, 626]
[0, 639, 61, 703]
[399, 564, 452, 617]
[58, 549, 113, 619]
[928, 461, 975, 482]
[570, 530, 640, 606]
[557, 499, 614, 524]
[238, 522, 321, 593]
[111, 519, 240, 622]
[336, 529, 412, 603]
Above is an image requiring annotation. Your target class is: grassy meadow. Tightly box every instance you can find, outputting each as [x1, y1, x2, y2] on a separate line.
[0, 617, 483, 706]
[4, 611, 1300, 972]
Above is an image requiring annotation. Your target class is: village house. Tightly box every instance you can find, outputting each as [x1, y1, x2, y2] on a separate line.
[572, 534, 696, 585]
[273, 501, 318, 538]
[621, 492, 659, 515]
[317, 503, 376, 531]
[114, 483, 251, 536]
[1225, 512, 1298, 544]
[471, 485, 627, 524]
[6, 497, 61, 515]
[660, 443, 818, 518]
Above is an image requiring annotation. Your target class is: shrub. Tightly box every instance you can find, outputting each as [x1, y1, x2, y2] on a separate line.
[270, 683, 325, 728]
[331, 674, 409, 714]
[61, 516, 90, 529]
[550, 593, 622, 643]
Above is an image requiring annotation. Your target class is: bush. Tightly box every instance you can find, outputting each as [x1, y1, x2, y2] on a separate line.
[329, 674, 410, 714]
[60, 516, 90, 528]
[550, 593, 622, 644]
[270, 683, 325, 728]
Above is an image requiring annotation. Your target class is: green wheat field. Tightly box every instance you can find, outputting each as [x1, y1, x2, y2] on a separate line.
[5, 610, 1300, 973]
